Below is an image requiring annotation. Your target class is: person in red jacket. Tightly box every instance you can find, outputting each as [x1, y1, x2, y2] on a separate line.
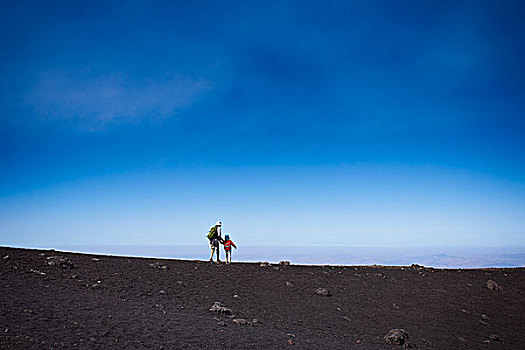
[222, 234, 237, 264]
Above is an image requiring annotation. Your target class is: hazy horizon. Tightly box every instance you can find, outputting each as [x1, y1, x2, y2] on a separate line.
[4, 244, 523, 269]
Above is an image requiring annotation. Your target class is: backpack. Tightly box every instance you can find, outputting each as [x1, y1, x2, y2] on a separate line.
[207, 225, 218, 240]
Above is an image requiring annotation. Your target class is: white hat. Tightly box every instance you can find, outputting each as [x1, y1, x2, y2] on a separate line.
[216, 221, 222, 226]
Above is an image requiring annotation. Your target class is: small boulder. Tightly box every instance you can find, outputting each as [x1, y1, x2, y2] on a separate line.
[232, 318, 249, 325]
[384, 329, 409, 345]
[315, 287, 332, 296]
[410, 263, 424, 271]
[488, 334, 500, 341]
[286, 281, 293, 288]
[486, 280, 501, 291]
[149, 262, 169, 270]
[209, 302, 233, 316]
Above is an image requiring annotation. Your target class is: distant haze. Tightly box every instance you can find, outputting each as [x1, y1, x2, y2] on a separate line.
[42, 245, 525, 269]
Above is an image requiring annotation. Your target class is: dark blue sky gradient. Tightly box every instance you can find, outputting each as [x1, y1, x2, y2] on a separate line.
[1, 1, 524, 247]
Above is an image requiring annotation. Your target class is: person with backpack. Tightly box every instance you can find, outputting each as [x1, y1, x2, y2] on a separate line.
[207, 221, 223, 263]
[222, 234, 237, 264]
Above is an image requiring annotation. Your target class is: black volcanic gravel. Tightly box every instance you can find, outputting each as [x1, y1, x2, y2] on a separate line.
[1, 246, 524, 349]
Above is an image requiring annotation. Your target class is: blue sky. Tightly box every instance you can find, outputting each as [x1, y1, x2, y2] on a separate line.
[1, 0, 524, 248]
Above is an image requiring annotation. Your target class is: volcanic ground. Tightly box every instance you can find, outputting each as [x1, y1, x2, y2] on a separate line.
[1, 246, 524, 349]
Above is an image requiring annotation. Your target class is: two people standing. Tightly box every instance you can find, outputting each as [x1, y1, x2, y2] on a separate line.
[207, 221, 237, 264]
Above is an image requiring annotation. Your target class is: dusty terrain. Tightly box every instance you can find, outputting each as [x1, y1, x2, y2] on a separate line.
[1, 246, 524, 349]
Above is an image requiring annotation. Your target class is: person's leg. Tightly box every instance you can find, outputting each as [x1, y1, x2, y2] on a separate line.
[216, 247, 220, 263]
[209, 248, 215, 261]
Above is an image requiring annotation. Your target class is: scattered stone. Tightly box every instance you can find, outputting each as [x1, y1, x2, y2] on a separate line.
[46, 256, 76, 269]
[489, 334, 500, 341]
[286, 282, 293, 288]
[384, 329, 409, 345]
[481, 314, 490, 320]
[483, 339, 490, 344]
[461, 309, 470, 314]
[209, 302, 233, 316]
[251, 318, 260, 325]
[279, 260, 290, 266]
[30, 269, 46, 275]
[459, 336, 467, 342]
[233, 294, 239, 298]
[411, 264, 424, 271]
[486, 280, 501, 291]
[71, 274, 79, 279]
[315, 287, 332, 297]
[159, 290, 166, 295]
[232, 318, 249, 325]
[149, 262, 169, 270]
[91, 258, 100, 262]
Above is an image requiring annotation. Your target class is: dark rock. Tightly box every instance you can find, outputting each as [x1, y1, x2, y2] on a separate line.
[209, 302, 233, 316]
[486, 280, 501, 291]
[489, 334, 500, 341]
[411, 264, 424, 271]
[315, 287, 332, 296]
[232, 318, 249, 325]
[384, 329, 409, 345]
[148, 262, 169, 270]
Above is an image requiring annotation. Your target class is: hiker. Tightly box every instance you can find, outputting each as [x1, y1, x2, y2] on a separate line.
[222, 234, 237, 264]
[207, 221, 223, 263]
